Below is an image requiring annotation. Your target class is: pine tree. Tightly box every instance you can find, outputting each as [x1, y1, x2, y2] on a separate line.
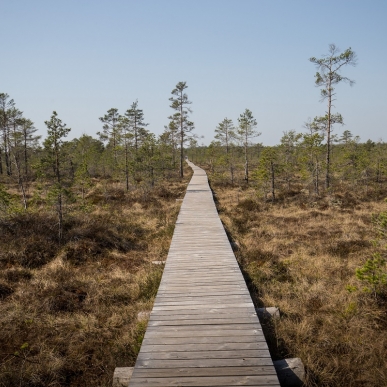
[255, 147, 279, 202]
[19, 118, 40, 176]
[124, 100, 149, 153]
[300, 120, 325, 195]
[117, 115, 133, 190]
[72, 134, 103, 198]
[215, 118, 236, 183]
[237, 109, 260, 184]
[161, 119, 179, 170]
[340, 130, 353, 144]
[124, 100, 149, 184]
[8, 107, 28, 209]
[0, 93, 15, 176]
[98, 108, 120, 167]
[169, 82, 194, 178]
[43, 111, 71, 241]
[310, 44, 357, 189]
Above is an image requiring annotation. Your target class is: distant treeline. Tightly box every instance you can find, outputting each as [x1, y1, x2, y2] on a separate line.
[187, 131, 387, 200]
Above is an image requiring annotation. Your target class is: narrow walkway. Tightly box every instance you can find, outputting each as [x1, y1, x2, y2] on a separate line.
[129, 162, 280, 386]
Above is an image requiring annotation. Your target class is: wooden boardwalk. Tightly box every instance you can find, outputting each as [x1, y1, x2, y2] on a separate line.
[129, 161, 280, 386]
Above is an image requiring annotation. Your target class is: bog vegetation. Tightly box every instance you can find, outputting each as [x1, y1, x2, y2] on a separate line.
[1, 46, 387, 387]
[0, 83, 194, 386]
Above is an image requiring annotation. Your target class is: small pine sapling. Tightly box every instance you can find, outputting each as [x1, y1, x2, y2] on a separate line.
[356, 200, 387, 298]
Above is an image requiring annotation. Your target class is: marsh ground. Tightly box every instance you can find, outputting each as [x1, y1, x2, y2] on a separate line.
[210, 179, 387, 387]
[0, 168, 192, 387]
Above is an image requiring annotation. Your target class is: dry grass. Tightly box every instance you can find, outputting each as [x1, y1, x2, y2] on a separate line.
[0, 169, 191, 387]
[212, 182, 387, 387]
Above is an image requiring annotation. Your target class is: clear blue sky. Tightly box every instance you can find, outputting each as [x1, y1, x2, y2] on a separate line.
[1, 0, 386, 145]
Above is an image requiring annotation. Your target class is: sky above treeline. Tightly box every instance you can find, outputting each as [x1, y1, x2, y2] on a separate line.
[2, 0, 386, 145]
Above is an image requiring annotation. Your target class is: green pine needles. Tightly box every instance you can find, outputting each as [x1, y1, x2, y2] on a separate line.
[356, 200, 387, 298]
[356, 253, 387, 298]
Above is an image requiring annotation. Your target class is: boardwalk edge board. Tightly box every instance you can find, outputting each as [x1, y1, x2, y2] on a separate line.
[126, 161, 281, 387]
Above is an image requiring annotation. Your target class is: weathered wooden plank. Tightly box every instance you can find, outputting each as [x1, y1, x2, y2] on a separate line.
[155, 292, 250, 299]
[157, 281, 245, 287]
[154, 297, 252, 304]
[132, 366, 277, 377]
[152, 303, 253, 311]
[137, 349, 271, 361]
[129, 375, 279, 386]
[141, 336, 266, 346]
[145, 323, 262, 332]
[149, 308, 257, 317]
[157, 286, 247, 292]
[147, 318, 260, 326]
[160, 272, 242, 277]
[148, 312, 258, 321]
[143, 329, 262, 339]
[153, 298, 252, 307]
[139, 341, 269, 352]
[161, 273, 242, 278]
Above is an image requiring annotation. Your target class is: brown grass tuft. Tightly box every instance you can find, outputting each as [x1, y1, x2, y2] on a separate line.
[0, 167, 192, 386]
[211, 179, 387, 387]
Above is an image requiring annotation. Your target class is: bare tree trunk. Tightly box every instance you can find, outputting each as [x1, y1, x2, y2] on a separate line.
[325, 79, 332, 190]
[315, 158, 320, 196]
[12, 152, 27, 210]
[180, 132, 184, 178]
[55, 142, 63, 242]
[58, 192, 63, 241]
[244, 143, 249, 184]
[125, 142, 129, 191]
[24, 133, 28, 177]
[134, 117, 138, 152]
[4, 136, 11, 176]
[179, 93, 184, 178]
[270, 160, 275, 203]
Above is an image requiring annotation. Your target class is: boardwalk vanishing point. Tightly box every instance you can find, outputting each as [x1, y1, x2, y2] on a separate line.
[128, 161, 281, 386]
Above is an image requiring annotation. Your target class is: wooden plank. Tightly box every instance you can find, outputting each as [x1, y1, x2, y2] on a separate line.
[147, 318, 260, 326]
[136, 349, 271, 361]
[153, 298, 252, 307]
[132, 366, 277, 377]
[155, 293, 250, 298]
[141, 335, 264, 346]
[161, 273, 242, 279]
[155, 291, 250, 299]
[143, 329, 262, 339]
[156, 288, 249, 294]
[139, 342, 269, 352]
[154, 293, 250, 299]
[129, 375, 279, 386]
[159, 275, 244, 281]
[149, 308, 256, 317]
[157, 286, 247, 292]
[145, 323, 261, 332]
[152, 303, 253, 311]
[148, 312, 258, 321]
[157, 281, 245, 287]
[154, 296, 252, 304]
